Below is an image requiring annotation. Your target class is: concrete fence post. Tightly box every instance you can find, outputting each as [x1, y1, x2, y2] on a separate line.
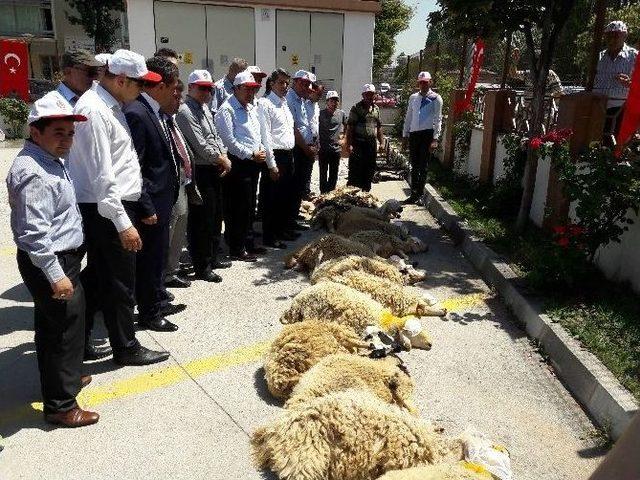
[479, 89, 515, 183]
[442, 88, 467, 168]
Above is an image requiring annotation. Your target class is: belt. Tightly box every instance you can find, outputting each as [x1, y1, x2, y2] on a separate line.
[55, 246, 83, 256]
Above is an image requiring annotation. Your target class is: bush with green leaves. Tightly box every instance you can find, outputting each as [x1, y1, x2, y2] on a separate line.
[0, 97, 29, 139]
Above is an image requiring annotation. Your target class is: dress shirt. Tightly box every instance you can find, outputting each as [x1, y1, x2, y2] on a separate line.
[68, 83, 142, 232]
[211, 76, 235, 115]
[402, 90, 443, 139]
[7, 141, 84, 283]
[177, 95, 227, 167]
[305, 100, 320, 140]
[215, 95, 275, 168]
[57, 82, 80, 107]
[594, 44, 638, 108]
[258, 92, 295, 166]
[286, 88, 314, 144]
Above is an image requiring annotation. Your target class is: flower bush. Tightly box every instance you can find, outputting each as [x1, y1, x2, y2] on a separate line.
[0, 97, 29, 139]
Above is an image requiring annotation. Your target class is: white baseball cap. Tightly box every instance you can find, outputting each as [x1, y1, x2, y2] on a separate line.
[605, 21, 628, 33]
[233, 70, 261, 88]
[326, 90, 339, 100]
[108, 49, 162, 82]
[247, 65, 267, 78]
[293, 70, 313, 82]
[94, 53, 112, 66]
[417, 71, 432, 82]
[188, 69, 214, 87]
[28, 91, 87, 125]
[362, 84, 376, 93]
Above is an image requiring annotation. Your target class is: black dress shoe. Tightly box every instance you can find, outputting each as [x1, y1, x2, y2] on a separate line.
[164, 276, 191, 288]
[84, 344, 112, 361]
[210, 260, 232, 269]
[195, 270, 222, 283]
[246, 245, 268, 254]
[160, 290, 176, 303]
[229, 250, 258, 262]
[113, 345, 170, 366]
[161, 303, 187, 316]
[138, 317, 179, 332]
[264, 240, 287, 249]
[292, 222, 310, 231]
[401, 195, 418, 205]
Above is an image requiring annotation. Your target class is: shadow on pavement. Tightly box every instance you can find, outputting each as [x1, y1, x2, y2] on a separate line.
[253, 367, 284, 408]
[0, 305, 33, 336]
[1, 283, 31, 302]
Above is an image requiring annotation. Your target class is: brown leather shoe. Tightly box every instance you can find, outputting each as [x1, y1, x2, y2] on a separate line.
[44, 407, 99, 428]
[81, 375, 92, 389]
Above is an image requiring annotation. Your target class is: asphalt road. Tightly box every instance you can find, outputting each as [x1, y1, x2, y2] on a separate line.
[0, 143, 603, 479]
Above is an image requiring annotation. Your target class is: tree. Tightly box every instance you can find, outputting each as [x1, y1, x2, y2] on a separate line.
[373, 0, 414, 78]
[433, 0, 577, 231]
[66, 0, 125, 53]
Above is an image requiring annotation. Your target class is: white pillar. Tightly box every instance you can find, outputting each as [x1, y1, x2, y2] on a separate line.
[127, 0, 156, 57]
[254, 6, 276, 75]
[342, 12, 375, 111]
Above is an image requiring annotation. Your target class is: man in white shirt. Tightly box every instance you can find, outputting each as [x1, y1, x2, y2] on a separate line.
[594, 21, 638, 137]
[402, 71, 443, 205]
[68, 49, 170, 366]
[258, 68, 298, 249]
[215, 70, 270, 262]
[57, 50, 102, 108]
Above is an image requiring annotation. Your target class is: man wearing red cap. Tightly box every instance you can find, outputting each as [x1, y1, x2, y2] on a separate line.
[7, 92, 98, 427]
[68, 49, 169, 367]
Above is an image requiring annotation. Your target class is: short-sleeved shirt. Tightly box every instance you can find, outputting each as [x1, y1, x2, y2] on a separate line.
[319, 108, 346, 153]
[348, 101, 380, 141]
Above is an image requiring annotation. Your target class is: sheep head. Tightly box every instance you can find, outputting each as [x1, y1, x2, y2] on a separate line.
[378, 199, 403, 219]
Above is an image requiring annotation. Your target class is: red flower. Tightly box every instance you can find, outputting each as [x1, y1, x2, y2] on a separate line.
[568, 225, 585, 236]
[556, 237, 570, 247]
[556, 128, 574, 141]
[553, 226, 567, 235]
[530, 137, 543, 150]
[543, 131, 559, 143]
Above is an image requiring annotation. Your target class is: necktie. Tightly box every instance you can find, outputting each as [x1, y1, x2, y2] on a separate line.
[70, 96, 79, 107]
[166, 116, 192, 180]
[419, 96, 431, 126]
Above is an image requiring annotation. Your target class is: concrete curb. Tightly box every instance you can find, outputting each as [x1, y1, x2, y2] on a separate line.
[422, 183, 639, 441]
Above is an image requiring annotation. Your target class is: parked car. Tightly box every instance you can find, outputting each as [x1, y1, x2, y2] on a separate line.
[374, 93, 397, 108]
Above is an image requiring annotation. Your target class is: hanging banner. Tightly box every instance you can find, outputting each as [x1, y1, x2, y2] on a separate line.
[616, 52, 640, 150]
[454, 38, 485, 116]
[0, 39, 30, 102]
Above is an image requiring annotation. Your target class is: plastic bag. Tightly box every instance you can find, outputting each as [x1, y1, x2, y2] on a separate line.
[462, 428, 513, 480]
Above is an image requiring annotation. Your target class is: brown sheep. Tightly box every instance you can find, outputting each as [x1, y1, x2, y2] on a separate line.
[311, 200, 403, 232]
[251, 389, 465, 480]
[313, 186, 381, 210]
[285, 353, 417, 413]
[284, 235, 377, 273]
[335, 209, 410, 239]
[263, 321, 368, 399]
[350, 230, 427, 259]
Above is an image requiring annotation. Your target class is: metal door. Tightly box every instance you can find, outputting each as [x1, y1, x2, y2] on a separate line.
[310, 13, 343, 94]
[276, 10, 311, 75]
[206, 5, 255, 80]
[154, 1, 207, 83]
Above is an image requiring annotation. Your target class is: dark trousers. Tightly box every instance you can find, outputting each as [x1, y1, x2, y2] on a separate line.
[347, 138, 377, 192]
[409, 129, 434, 197]
[136, 216, 170, 322]
[262, 149, 295, 242]
[188, 165, 223, 273]
[318, 149, 341, 193]
[291, 146, 314, 222]
[79, 203, 138, 351]
[247, 164, 261, 249]
[223, 155, 260, 254]
[17, 248, 85, 414]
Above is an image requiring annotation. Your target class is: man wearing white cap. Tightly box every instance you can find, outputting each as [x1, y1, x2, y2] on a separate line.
[215, 70, 271, 262]
[177, 69, 232, 280]
[7, 92, 99, 427]
[286, 69, 316, 229]
[211, 57, 248, 116]
[401, 71, 443, 204]
[68, 49, 170, 367]
[318, 90, 346, 193]
[346, 83, 383, 192]
[594, 21, 638, 136]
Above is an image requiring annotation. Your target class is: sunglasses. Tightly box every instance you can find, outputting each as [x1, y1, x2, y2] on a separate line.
[73, 65, 100, 78]
[196, 85, 213, 92]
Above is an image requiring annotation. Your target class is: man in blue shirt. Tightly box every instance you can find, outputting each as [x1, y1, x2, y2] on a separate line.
[6, 93, 99, 428]
[211, 57, 248, 116]
[57, 50, 102, 108]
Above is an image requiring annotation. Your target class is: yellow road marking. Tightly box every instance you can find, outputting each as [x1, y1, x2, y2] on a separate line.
[0, 246, 16, 256]
[0, 293, 489, 424]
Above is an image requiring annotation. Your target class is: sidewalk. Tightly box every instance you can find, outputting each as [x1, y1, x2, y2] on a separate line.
[0, 146, 602, 479]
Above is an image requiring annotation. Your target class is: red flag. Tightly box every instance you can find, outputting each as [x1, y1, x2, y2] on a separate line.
[454, 38, 485, 116]
[616, 52, 640, 149]
[0, 40, 29, 102]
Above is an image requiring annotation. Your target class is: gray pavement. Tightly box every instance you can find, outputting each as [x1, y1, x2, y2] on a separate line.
[0, 143, 603, 479]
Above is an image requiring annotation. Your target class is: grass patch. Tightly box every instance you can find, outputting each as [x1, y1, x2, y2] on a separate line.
[427, 161, 640, 400]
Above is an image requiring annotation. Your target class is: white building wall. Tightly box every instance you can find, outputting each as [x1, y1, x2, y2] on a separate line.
[254, 6, 276, 76]
[127, 0, 155, 57]
[493, 135, 508, 183]
[342, 12, 375, 110]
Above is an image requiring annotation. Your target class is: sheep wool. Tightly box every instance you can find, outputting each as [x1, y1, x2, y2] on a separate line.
[263, 321, 367, 399]
[311, 255, 406, 286]
[336, 211, 410, 240]
[375, 463, 494, 480]
[349, 230, 420, 259]
[285, 353, 417, 414]
[284, 235, 377, 273]
[251, 389, 465, 480]
[280, 282, 402, 334]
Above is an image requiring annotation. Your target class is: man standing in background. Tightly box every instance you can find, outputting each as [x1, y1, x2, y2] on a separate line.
[211, 58, 248, 115]
[57, 50, 102, 108]
[318, 90, 346, 193]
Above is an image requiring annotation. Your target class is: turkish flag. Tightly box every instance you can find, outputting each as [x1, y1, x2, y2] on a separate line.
[616, 52, 640, 149]
[0, 40, 29, 102]
[454, 38, 485, 116]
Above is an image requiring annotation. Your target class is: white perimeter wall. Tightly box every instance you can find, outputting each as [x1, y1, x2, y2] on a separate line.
[467, 126, 483, 179]
[126, 0, 374, 112]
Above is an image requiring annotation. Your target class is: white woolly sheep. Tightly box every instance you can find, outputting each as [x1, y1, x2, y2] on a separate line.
[350, 230, 428, 259]
[335, 209, 410, 239]
[311, 255, 422, 286]
[251, 389, 465, 480]
[285, 353, 417, 413]
[263, 320, 368, 399]
[284, 234, 377, 273]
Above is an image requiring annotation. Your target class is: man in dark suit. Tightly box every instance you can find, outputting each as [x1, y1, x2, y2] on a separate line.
[124, 56, 182, 332]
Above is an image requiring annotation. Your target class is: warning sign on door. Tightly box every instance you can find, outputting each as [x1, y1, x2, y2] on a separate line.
[291, 54, 299, 66]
